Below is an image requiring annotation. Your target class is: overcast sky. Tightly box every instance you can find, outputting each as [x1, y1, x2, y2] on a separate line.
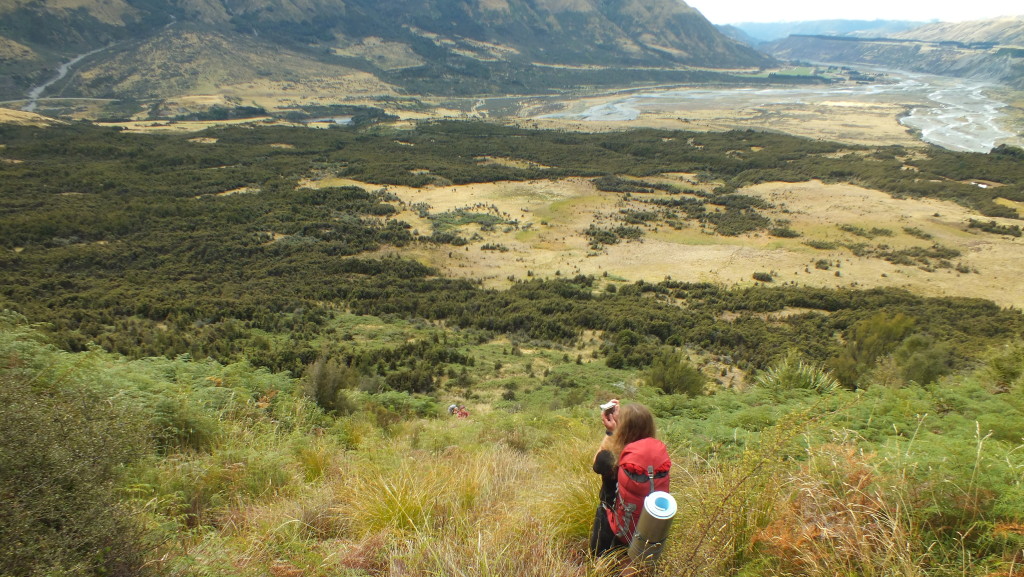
[685, 0, 1024, 25]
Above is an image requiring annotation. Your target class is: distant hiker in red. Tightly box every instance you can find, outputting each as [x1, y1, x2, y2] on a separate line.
[589, 401, 671, 557]
[456, 405, 469, 418]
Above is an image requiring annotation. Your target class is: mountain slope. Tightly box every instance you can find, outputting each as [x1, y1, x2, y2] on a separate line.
[70, 26, 396, 100]
[716, 24, 760, 47]
[0, 0, 773, 102]
[764, 16, 1024, 89]
[894, 16, 1024, 44]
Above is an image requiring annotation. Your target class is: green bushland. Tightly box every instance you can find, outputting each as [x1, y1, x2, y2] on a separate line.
[277, 104, 398, 126]
[2, 120, 1024, 574]
[382, 62, 818, 97]
[842, 242, 963, 271]
[804, 239, 838, 250]
[584, 224, 645, 248]
[4, 122, 1020, 381]
[903, 226, 934, 240]
[0, 315, 150, 576]
[968, 218, 1023, 237]
[838, 223, 894, 238]
[172, 105, 268, 121]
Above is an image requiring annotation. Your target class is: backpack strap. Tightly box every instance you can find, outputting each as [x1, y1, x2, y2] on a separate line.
[648, 465, 655, 494]
[621, 465, 670, 484]
[612, 491, 637, 541]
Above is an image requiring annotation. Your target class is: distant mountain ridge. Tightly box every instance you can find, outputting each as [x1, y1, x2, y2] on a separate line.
[0, 0, 772, 103]
[893, 17, 1024, 44]
[763, 16, 1024, 89]
[728, 20, 927, 43]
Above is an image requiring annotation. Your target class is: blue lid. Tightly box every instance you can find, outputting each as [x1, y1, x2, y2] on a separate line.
[645, 491, 677, 519]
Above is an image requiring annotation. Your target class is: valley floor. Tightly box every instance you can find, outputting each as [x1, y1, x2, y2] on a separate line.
[304, 175, 1024, 310]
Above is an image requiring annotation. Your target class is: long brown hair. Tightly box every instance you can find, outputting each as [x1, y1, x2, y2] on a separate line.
[608, 404, 656, 465]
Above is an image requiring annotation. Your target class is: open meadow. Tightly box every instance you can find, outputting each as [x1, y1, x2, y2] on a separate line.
[302, 174, 1024, 309]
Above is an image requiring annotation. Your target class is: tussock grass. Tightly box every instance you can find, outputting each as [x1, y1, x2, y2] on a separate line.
[319, 415, 604, 576]
[133, 408, 612, 576]
[5, 315, 1024, 576]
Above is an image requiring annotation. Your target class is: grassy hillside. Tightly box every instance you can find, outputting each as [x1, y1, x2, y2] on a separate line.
[4, 310, 1024, 576]
[896, 16, 1024, 45]
[70, 28, 397, 101]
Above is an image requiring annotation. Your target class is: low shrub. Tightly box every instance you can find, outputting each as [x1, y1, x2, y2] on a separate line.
[0, 319, 150, 576]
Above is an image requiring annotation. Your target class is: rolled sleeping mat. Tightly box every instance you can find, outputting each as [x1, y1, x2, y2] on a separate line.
[628, 491, 677, 563]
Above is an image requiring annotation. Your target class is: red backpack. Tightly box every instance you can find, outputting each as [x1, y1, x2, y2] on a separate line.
[606, 437, 671, 542]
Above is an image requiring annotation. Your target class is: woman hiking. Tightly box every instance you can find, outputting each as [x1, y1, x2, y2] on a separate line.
[589, 401, 671, 557]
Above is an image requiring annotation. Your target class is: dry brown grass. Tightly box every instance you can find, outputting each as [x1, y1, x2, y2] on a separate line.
[34, 0, 136, 25]
[0, 108, 59, 127]
[753, 444, 925, 577]
[0, 36, 35, 60]
[520, 96, 924, 149]
[303, 175, 1024, 309]
[331, 37, 426, 71]
[143, 414, 610, 577]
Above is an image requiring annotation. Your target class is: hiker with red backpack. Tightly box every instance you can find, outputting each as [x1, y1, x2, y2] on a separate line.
[589, 401, 671, 557]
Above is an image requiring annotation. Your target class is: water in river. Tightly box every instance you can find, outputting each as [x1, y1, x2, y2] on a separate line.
[22, 47, 109, 113]
[898, 79, 1017, 153]
[535, 72, 1022, 154]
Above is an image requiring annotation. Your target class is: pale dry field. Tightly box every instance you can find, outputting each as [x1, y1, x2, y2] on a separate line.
[0, 108, 58, 126]
[305, 175, 1024, 309]
[213, 75, 398, 111]
[521, 96, 924, 148]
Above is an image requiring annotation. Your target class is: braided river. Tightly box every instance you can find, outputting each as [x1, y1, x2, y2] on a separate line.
[535, 71, 1023, 153]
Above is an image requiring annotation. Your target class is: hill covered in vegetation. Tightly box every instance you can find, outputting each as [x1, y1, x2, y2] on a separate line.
[2, 121, 1023, 378]
[4, 293, 1024, 576]
[3, 120, 1024, 375]
[2, 119, 1024, 575]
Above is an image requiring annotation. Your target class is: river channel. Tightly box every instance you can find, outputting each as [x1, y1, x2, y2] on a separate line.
[531, 72, 1023, 154]
[21, 46, 111, 113]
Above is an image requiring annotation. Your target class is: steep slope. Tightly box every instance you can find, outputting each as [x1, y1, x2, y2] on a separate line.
[0, 0, 154, 95]
[717, 24, 760, 47]
[0, 0, 773, 102]
[70, 26, 396, 100]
